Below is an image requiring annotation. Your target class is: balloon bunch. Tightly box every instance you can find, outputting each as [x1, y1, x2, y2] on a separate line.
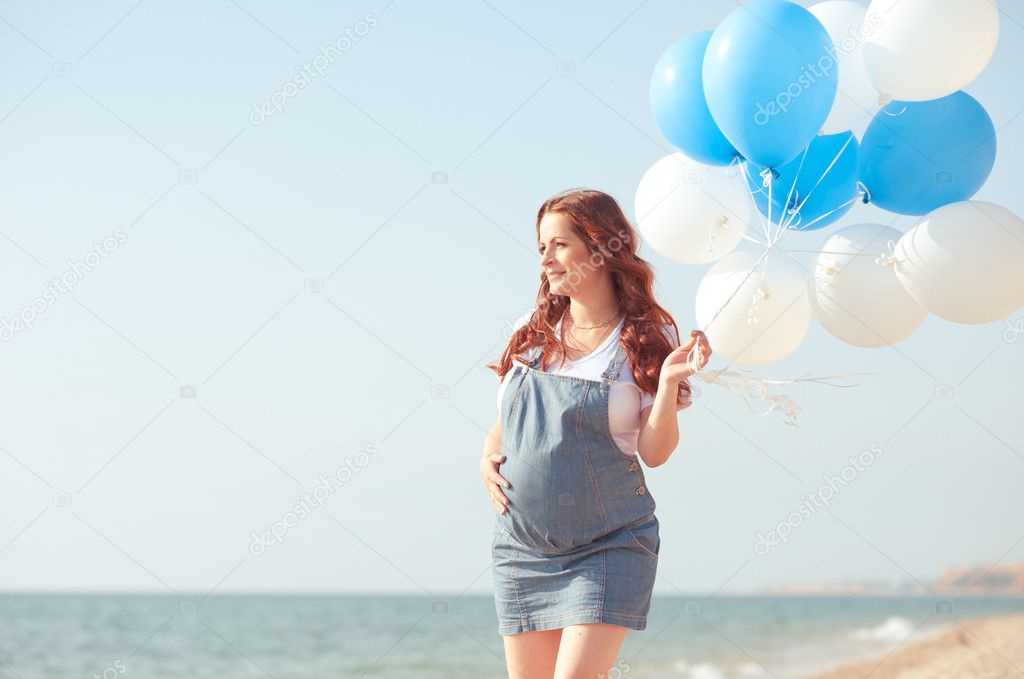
[634, 0, 1019, 419]
[638, 0, 1023, 422]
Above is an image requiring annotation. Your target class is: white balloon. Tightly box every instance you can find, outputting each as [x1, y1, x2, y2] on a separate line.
[810, 223, 927, 347]
[635, 152, 752, 264]
[695, 249, 812, 366]
[894, 201, 1024, 324]
[863, 0, 999, 102]
[809, 1, 879, 135]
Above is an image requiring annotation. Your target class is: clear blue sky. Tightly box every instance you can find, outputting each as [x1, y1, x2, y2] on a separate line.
[1, 0, 1022, 595]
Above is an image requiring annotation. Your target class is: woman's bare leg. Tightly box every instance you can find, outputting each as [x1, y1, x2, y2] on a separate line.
[552, 623, 629, 679]
[502, 628, 563, 679]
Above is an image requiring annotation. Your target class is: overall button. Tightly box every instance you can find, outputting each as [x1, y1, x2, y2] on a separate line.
[635, 483, 647, 495]
[628, 459, 640, 472]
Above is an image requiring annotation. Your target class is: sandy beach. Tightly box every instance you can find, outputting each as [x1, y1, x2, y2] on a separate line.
[801, 612, 1024, 679]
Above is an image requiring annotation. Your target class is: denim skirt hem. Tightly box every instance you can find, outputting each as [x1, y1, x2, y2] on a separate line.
[497, 609, 647, 635]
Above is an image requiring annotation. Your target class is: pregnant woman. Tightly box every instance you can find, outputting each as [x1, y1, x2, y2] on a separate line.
[481, 189, 711, 678]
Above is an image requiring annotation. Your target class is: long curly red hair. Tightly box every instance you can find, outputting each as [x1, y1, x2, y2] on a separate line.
[488, 188, 692, 408]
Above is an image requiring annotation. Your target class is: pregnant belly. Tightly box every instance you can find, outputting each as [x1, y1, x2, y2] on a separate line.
[496, 453, 606, 553]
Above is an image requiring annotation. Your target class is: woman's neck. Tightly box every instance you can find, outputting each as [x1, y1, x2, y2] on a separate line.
[567, 299, 619, 328]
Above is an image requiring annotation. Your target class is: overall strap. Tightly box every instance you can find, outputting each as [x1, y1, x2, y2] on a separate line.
[600, 342, 628, 386]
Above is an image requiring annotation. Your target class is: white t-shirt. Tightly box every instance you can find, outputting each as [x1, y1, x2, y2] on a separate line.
[496, 309, 680, 457]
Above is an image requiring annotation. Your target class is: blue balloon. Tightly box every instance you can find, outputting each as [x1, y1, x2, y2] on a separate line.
[651, 31, 739, 166]
[744, 132, 860, 231]
[703, 0, 838, 169]
[858, 91, 996, 216]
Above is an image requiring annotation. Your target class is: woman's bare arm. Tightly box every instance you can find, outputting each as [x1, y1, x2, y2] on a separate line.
[636, 379, 685, 468]
[637, 331, 711, 467]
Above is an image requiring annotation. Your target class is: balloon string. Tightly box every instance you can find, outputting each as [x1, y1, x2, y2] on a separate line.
[691, 120, 882, 424]
[874, 239, 906, 273]
[781, 132, 856, 231]
[700, 247, 772, 332]
[746, 168, 773, 243]
[774, 248, 882, 256]
[763, 171, 774, 283]
[704, 168, 794, 336]
[768, 93, 879, 255]
[683, 338, 878, 425]
[690, 95, 891, 424]
[857, 180, 870, 202]
[772, 99, 879, 244]
[764, 167, 776, 245]
[717, 217, 770, 248]
[787, 190, 866, 233]
[775, 145, 809, 243]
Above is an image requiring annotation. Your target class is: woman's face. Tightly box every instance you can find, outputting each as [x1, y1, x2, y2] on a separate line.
[538, 211, 594, 297]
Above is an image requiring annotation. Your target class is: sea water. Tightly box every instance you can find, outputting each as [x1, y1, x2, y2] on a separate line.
[2, 593, 1023, 678]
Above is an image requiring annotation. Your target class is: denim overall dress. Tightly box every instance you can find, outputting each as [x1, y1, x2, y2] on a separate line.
[491, 337, 661, 635]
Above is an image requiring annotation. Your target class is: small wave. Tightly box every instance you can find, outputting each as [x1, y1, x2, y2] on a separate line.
[850, 616, 915, 641]
[678, 662, 725, 679]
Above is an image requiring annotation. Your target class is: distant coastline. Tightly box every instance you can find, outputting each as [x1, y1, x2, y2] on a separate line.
[759, 560, 1024, 596]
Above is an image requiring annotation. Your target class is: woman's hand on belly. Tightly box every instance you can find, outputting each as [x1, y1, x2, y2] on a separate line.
[480, 451, 511, 515]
